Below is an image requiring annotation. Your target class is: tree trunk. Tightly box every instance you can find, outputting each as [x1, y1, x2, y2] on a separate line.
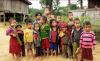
[80, 0, 83, 9]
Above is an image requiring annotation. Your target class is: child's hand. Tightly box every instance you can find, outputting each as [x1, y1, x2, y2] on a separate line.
[93, 46, 95, 50]
[10, 33, 16, 37]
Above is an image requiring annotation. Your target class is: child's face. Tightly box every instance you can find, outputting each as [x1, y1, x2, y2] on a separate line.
[57, 16, 61, 21]
[11, 20, 16, 27]
[36, 14, 41, 20]
[52, 21, 57, 27]
[40, 17, 46, 24]
[51, 15, 55, 19]
[74, 20, 80, 24]
[27, 23, 32, 29]
[34, 24, 39, 31]
[68, 13, 73, 20]
[62, 27, 67, 32]
[84, 25, 91, 32]
[16, 26, 22, 30]
[75, 23, 80, 28]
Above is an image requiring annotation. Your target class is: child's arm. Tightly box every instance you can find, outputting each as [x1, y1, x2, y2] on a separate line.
[24, 30, 27, 44]
[80, 33, 83, 48]
[93, 32, 96, 49]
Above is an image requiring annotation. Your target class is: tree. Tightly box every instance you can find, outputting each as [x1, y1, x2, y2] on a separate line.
[78, 0, 83, 9]
[40, 0, 53, 11]
[39, 0, 60, 14]
[70, 4, 79, 10]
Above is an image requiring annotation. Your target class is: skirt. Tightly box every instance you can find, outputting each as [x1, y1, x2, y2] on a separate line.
[9, 36, 21, 55]
[42, 38, 50, 49]
[82, 48, 93, 60]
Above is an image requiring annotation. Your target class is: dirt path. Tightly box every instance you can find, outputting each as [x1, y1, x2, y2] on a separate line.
[0, 26, 100, 61]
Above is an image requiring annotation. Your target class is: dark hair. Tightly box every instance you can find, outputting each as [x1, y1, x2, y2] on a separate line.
[50, 19, 57, 26]
[35, 12, 42, 17]
[15, 24, 22, 28]
[74, 18, 80, 21]
[83, 21, 91, 27]
[26, 20, 32, 24]
[67, 12, 73, 16]
[41, 16, 47, 23]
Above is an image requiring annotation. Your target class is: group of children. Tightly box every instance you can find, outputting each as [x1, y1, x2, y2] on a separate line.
[6, 12, 96, 61]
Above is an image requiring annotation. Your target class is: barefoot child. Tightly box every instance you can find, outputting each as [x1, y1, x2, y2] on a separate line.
[80, 21, 96, 61]
[71, 18, 83, 60]
[59, 22, 70, 58]
[24, 21, 34, 57]
[15, 24, 25, 57]
[33, 23, 42, 58]
[40, 16, 50, 57]
[6, 18, 21, 61]
[49, 19, 58, 56]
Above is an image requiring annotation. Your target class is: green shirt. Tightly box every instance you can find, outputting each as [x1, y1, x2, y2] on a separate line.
[40, 24, 50, 39]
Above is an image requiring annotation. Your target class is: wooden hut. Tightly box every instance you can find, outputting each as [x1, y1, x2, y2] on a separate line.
[0, 0, 32, 22]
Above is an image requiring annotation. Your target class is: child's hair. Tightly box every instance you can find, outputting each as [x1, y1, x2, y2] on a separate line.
[41, 16, 47, 23]
[83, 21, 91, 27]
[33, 23, 39, 28]
[50, 19, 57, 26]
[9, 18, 16, 24]
[35, 12, 42, 17]
[15, 24, 22, 28]
[74, 18, 80, 21]
[26, 20, 32, 25]
[67, 12, 73, 16]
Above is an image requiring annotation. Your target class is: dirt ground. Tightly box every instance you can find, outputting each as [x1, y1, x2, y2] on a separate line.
[0, 24, 100, 61]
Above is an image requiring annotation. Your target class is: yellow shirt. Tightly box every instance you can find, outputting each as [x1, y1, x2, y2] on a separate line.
[24, 29, 33, 43]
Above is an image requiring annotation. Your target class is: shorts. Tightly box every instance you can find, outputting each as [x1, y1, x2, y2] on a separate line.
[72, 42, 79, 58]
[42, 38, 50, 49]
[50, 42, 58, 51]
[25, 42, 33, 50]
[82, 48, 93, 60]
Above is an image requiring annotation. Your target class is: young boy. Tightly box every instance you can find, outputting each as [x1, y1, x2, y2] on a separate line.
[24, 21, 34, 57]
[71, 18, 83, 60]
[80, 21, 96, 61]
[34, 12, 42, 24]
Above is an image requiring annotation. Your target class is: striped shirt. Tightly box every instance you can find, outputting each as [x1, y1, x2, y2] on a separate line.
[80, 31, 96, 48]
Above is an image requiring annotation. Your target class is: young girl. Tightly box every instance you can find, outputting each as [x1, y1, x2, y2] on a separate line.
[71, 18, 83, 60]
[80, 21, 96, 61]
[49, 19, 58, 56]
[40, 16, 50, 57]
[15, 24, 25, 57]
[6, 18, 21, 61]
[59, 22, 70, 58]
[33, 23, 42, 58]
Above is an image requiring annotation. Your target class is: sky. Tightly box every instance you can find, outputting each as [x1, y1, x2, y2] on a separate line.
[29, 0, 88, 9]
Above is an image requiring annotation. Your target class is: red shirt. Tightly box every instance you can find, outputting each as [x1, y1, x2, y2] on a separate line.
[51, 31, 57, 43]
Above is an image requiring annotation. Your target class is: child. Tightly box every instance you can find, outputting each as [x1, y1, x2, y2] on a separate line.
[71, 18, 83, 60]
[80, 21, 96, 61]
[49, 19, 58, 56]
[24, 21, 34, 57]
[34, 12, 42, 24]
[33, 23, 42, 58]
[40, 16, 50, 57]
[56, 16, 61, 21]
[67, 12, 74, 57]
[6, 18, 21, 61]
[15, 24, 25, 57]
[59, 22, 70, 58]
